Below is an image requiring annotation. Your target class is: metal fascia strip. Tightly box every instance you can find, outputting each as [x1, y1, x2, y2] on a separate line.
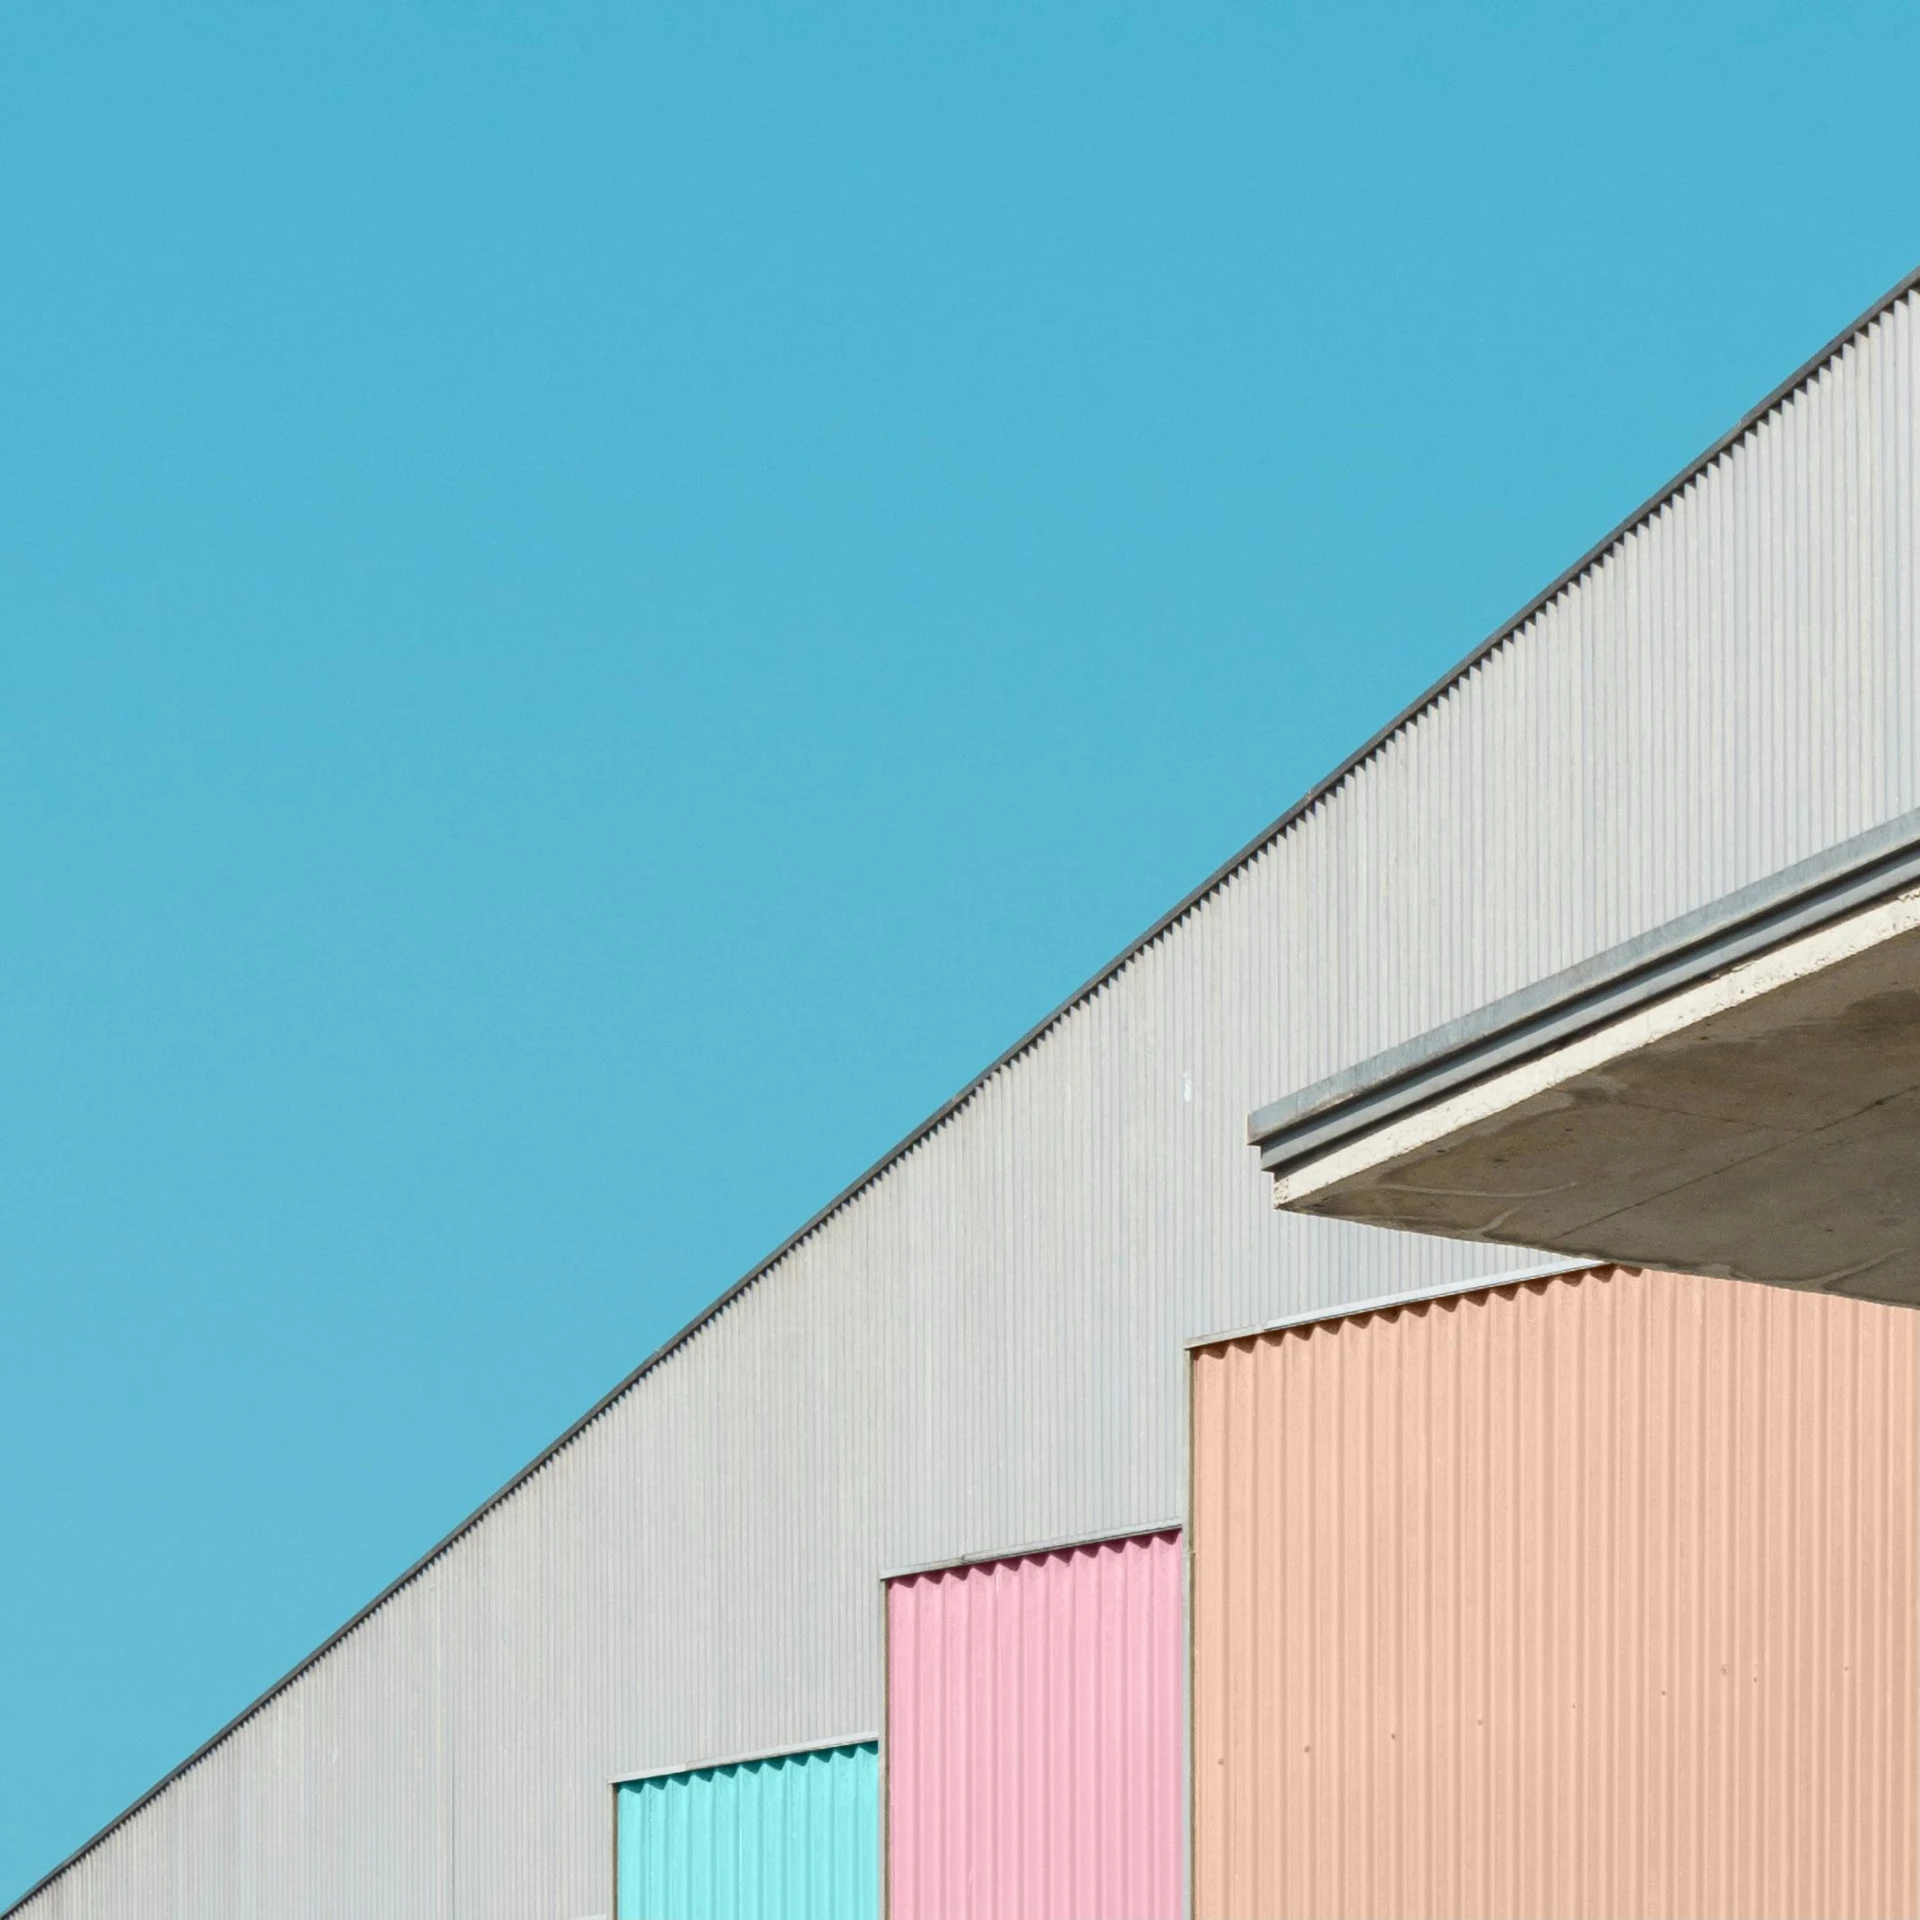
[878, 1518, 1184, 1584]
[13, 262, 1919, 1920]
[609, 1733, 880, 1788]
[1252, 808, 1920, 1173]
[1183, 1259, 1598, 1350]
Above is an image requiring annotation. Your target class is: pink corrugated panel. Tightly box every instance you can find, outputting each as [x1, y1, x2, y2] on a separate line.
[886, 1530, 1182, 1920]
[1191, 1266, 1920, 1920]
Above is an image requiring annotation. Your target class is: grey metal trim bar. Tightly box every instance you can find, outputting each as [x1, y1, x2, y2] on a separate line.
[879, 1518, 1183, 1584]
[609, 1733, 879, 1788]
[1184, 1259, 1597, 1349]
[14, 260, 1919, 1920]
[1251, 804, 1920, 1174]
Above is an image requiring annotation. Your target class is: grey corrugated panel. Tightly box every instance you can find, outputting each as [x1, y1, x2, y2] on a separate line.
[11, 268, 1920, 1918]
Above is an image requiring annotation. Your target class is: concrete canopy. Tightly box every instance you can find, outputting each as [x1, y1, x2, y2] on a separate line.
[1250, 814, 1920, 1306]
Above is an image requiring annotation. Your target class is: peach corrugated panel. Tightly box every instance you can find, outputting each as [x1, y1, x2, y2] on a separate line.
[886, 1530, 1182, 1920]
[1192, 1266, 1920, 1920]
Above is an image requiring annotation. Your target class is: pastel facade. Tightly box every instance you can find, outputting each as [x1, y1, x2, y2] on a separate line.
[887, 1531, 1182, 1919]
[1192, 1267, 1919, 1919]
[616, 1743, 879, 1920]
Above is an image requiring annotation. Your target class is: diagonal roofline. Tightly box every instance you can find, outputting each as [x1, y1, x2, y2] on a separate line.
[13, 255, 1920, 1916]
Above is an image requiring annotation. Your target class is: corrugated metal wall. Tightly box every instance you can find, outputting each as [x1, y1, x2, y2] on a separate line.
[615, 1742, 878, 1920]
[14, 280, 1919, 1917]
[1191, 1266, 1920, 1920]
[885, 1532, 1181, 1920]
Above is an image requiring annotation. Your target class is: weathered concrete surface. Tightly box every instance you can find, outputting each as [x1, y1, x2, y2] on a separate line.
[1273, 891, 1920, 1303]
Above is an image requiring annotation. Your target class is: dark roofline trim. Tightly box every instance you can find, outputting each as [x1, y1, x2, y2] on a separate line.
[13, 258, 1920, 1918]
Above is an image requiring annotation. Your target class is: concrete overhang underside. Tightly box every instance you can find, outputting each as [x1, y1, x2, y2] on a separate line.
[1251, 813, 1920, 1307]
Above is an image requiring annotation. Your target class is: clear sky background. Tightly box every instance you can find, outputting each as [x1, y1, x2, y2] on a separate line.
[2, 0, 1917, 1901]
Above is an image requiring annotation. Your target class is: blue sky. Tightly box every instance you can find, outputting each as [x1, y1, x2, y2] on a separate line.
[3, 0, 1917, 1900]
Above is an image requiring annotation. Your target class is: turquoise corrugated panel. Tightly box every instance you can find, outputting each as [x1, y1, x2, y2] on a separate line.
[616, 1741, 878, 1920]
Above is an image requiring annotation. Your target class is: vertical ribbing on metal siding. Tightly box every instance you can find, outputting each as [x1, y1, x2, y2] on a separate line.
[886, 1533, 1182, 1920]
[615, 1743, 878, 1920]
[1191, 1266, 1920, 1920]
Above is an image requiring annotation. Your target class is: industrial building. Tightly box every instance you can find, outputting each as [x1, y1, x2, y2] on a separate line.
[15, 262, 1920, 1918]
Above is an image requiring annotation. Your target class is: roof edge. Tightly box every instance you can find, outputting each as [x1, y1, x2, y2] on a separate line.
[12, 256, 1919, 1917]
[1250, 801, 1920, 1169]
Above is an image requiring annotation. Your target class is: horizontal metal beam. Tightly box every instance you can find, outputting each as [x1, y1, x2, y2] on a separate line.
[1252, 804, 1920, 1176]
